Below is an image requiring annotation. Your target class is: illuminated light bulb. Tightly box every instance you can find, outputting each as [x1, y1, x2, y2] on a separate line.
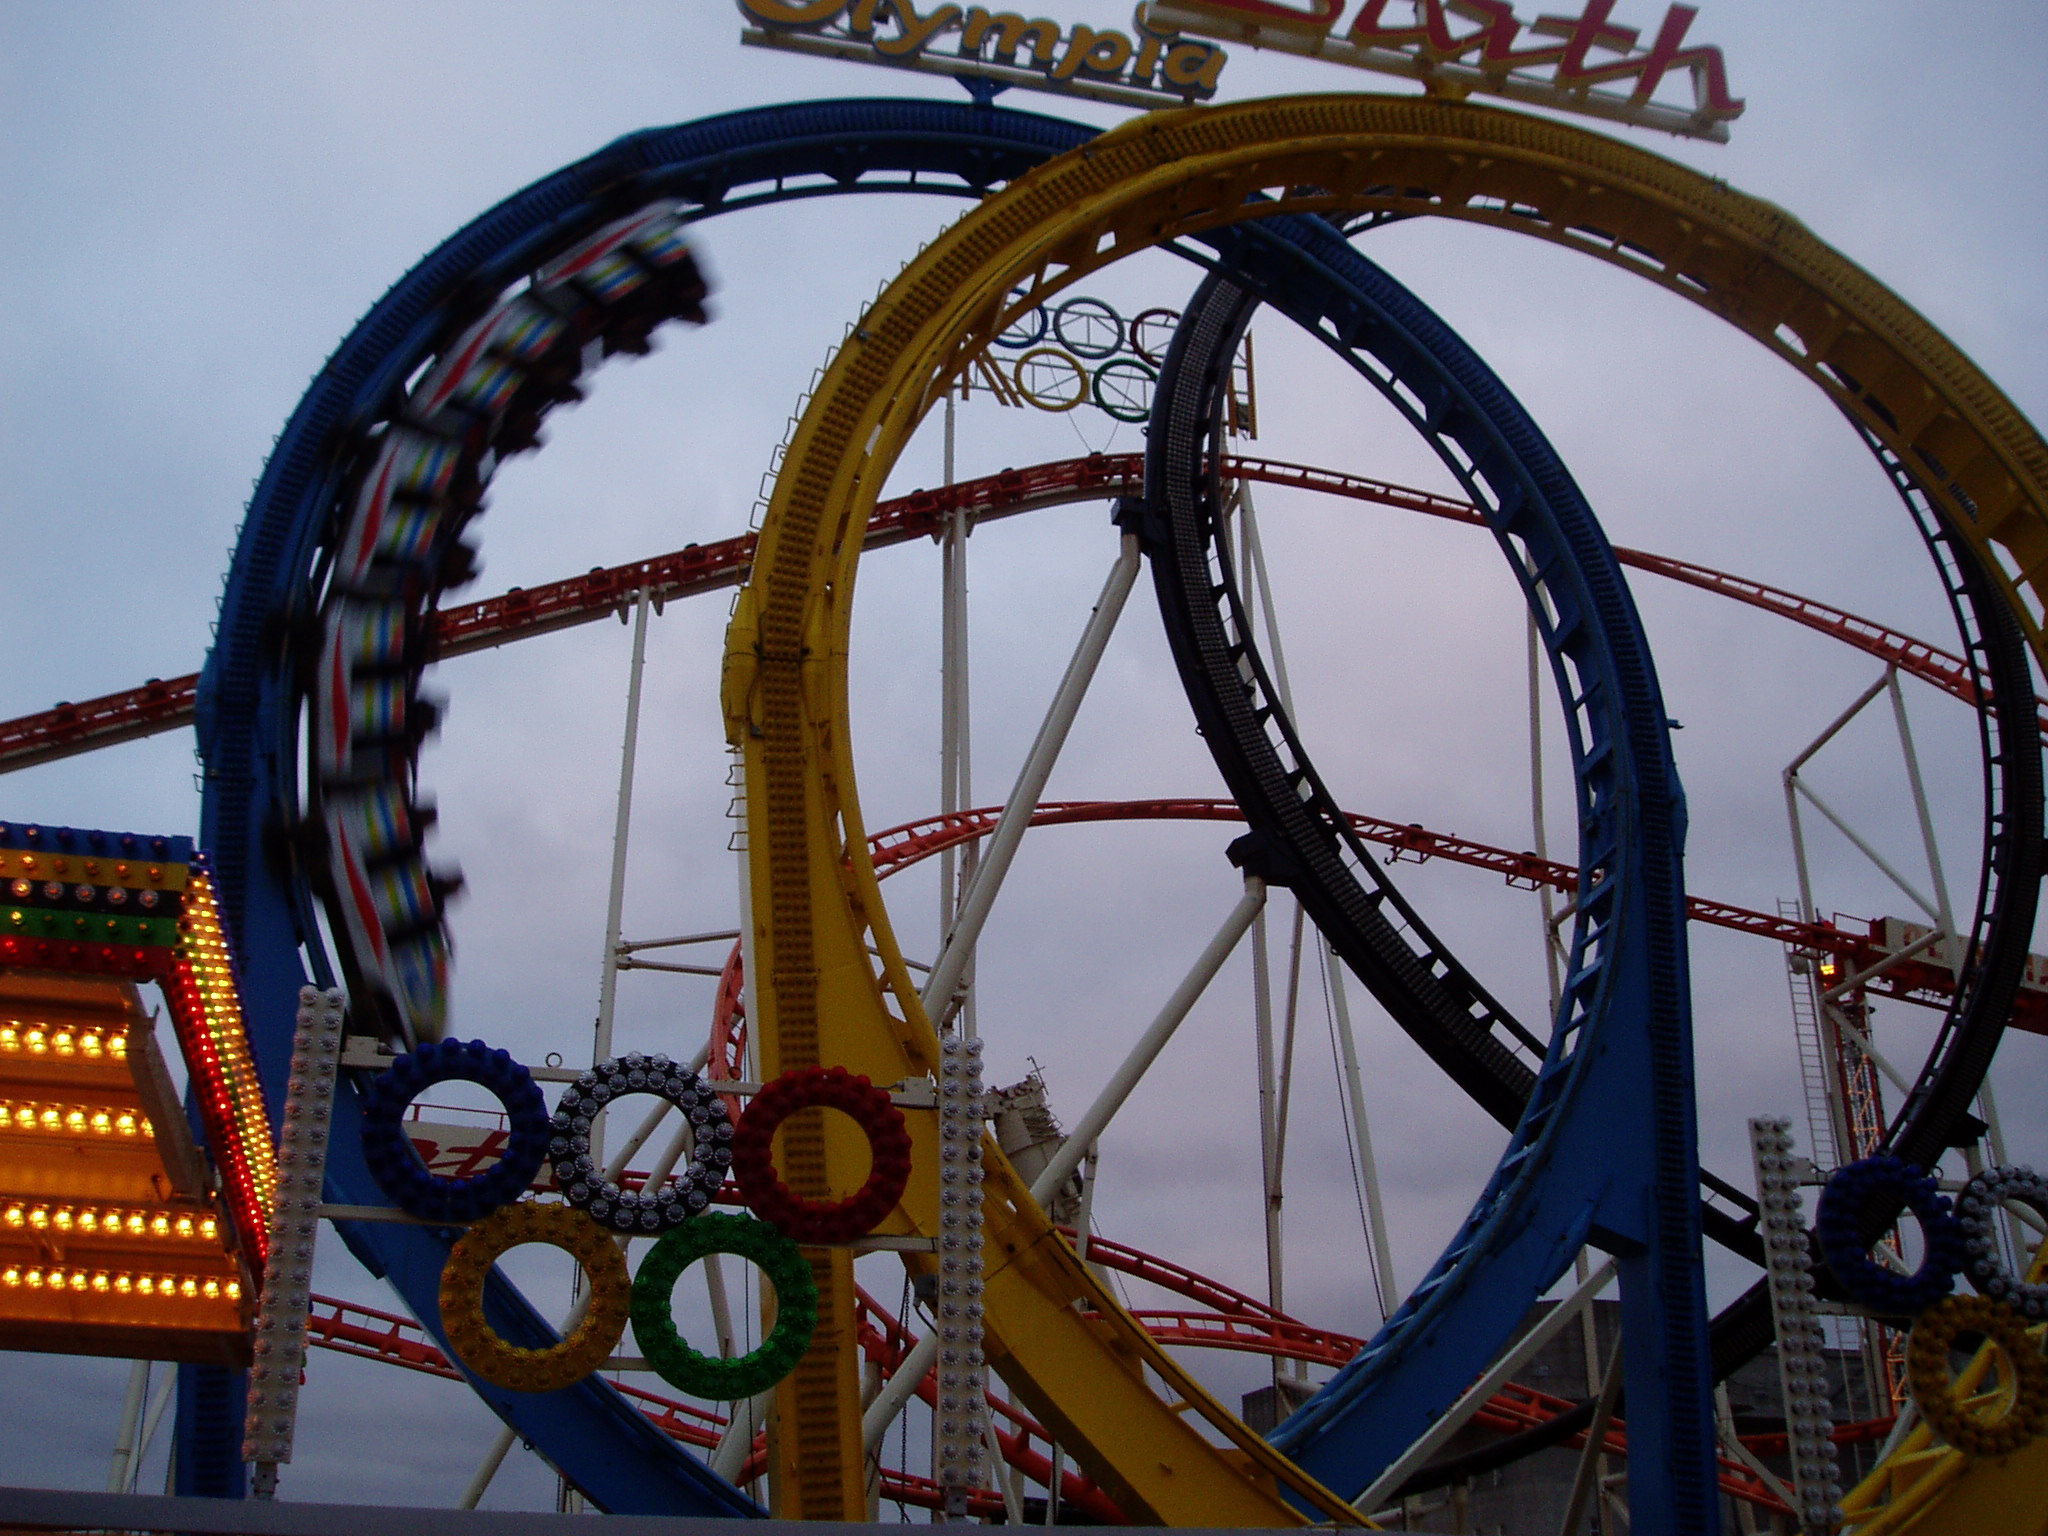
[69, 1270, 87, 1291]
[201, 1278, 220, 1299]
[114, 1274, 132, 1294]
[137, 1116, 151, 1136]
[1, 1268, 18, 1287]
[124, 1213, 143, 1236]
[77, 1210, 98, 1233]
[25, 1269, 43, 1289]
[173, 1216, 193, 1238]
[150, 1216, 169, 1238]
[116, 1112, 138, 1135]
[226, 1280, 242, 1301]
[52, 1031, 74, 1056]
[38, 1107, 59, 1130]
[110, 1035, 126, 1058]
[25, 1028, 46, 1054]
[0, 1024, 15, 1049]
[64, 1108, 87, 1132]
[89, 1111, 111, 1133]
[2, 1205, 20, 1228]
[45, 1271, 65, 1292]
[81, 1032, 103, 1057]
[52, 1209, 73, 1233]
[134, 1275, 152, 1295]
[179, 1278, 197, 1298]
[27, 1207, 47, 1231]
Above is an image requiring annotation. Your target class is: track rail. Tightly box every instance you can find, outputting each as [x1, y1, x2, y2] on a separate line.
[12, 455, 2041, 775]
[864, 799, 2047, 1032]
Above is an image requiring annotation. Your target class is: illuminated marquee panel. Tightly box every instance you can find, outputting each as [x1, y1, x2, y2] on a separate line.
[0, 822, 276, 1265]
[1139, 0, 1742, 140]
[0, 970, 250, 1364]
[738, 0, 1230, 110]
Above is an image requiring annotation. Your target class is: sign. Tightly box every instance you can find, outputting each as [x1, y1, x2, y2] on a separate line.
[738, 1, 1229, 109]
[1137, 0, 1741, 140]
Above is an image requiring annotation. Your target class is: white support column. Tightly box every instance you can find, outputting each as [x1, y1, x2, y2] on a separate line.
[865, 882, 1262, 1461]
[1327, 946, 1398, 1318]
[1251, 902, 1286, 1384]
[1354, 1257, 1617, 1517]
[460, 1428, 518, 1510]
[108, 1360, 149, 1492]
[1029, 878, 1264, 1206]
[923, 536, 1142, 1023]
[593, 584, 653, 1169]
[129, 1372, 175, 1494]
[939, 386, 970, 961]
[1886, 670, 1958, 947]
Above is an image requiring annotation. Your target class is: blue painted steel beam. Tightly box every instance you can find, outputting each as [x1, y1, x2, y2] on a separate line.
[1142, 218, 1716, 1531]
[197, 98, 1095, 1516]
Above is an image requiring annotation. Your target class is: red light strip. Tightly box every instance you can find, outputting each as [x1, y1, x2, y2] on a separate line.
[158, 867, 276, 1263]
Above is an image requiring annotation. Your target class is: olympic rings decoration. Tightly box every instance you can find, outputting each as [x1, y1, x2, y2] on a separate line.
[1816, 1155, 1967, 1316]
[361, 1038, 551, 1221]
[439, 1201, 631, 1393]
[731, 1066, 912, 1244]
[1051, 297, 1122, 359]
[630, 1213, 819, 1400]
[992, 288, 1047, 350]
[986, 294, 1179, 423]
[550, 1053, 734, 1233]
[1091, 357, 1159, 424]
[1905, 1293, 2048, 1458]
[1127, 306, 1179, 366]
[1011, 347, 1090, 412]
[1959, 1164, 2048, 1319]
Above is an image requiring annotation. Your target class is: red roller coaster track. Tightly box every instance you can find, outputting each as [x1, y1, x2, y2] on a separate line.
[4, 453, 2036, 774]
[863, 799, 2048, 1034]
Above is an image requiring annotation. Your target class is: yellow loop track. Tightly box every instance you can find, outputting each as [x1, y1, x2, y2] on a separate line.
[724, 92, 2048, 1523]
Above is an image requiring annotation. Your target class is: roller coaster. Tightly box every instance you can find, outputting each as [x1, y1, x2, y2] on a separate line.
[4, 72, 2047, 1536]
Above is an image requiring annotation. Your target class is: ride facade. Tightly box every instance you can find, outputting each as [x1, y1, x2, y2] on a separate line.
[3, 11, 2047, 1536]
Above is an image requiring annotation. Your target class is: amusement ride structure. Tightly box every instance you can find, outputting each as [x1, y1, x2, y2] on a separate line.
[4, 9, 2047, 1536]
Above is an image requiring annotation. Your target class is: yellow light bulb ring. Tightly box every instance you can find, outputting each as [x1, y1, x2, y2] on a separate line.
[1907, 1294, 2048, 1457]
[438, 1202, 628, 1393]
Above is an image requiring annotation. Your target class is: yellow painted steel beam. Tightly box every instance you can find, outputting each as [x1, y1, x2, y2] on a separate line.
[725, 92, 2048, 1524]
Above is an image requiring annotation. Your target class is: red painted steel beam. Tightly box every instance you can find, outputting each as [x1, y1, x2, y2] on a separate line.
[866, 799, 2048, 1034]
[9, 454, 2035, 772]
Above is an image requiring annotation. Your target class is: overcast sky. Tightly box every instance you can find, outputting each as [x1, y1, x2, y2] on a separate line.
[3, 0, 2046, 1514]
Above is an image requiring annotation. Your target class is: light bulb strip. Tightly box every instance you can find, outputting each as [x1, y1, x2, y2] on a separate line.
[0, 1262, 242, 1301]
[1750, 1117, 1843, 1532]
[1, 1200, 220, 1243]
[245, 987, 346, 1471]
[0, 1099, 151, 1137]
[932, 1033, 989, 1510]
[160, 867, 278, 1261]
[0, 1022, 128, 1059]
[2, 906, 180, 949]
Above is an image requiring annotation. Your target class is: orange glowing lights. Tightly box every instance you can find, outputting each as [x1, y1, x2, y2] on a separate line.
[0, 1099, 149, 1137]
[0, 1264, 239, 1301]
[2, 1202, 218, 1242]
